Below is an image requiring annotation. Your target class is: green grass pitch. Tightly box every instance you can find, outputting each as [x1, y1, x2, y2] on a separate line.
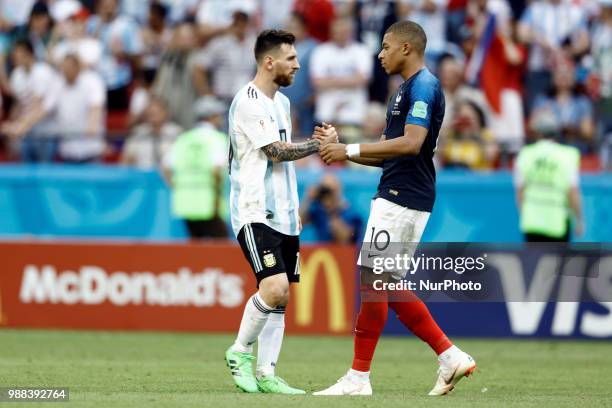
[1, 329, 611, 407]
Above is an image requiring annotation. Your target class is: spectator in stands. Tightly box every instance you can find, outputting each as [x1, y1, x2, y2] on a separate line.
[530, 62, 595, 153]
[127, 69, 155, 128]
[140, 2, 172, 81]
[284, 13, 318, 139]
[1, 39, 60, 162]
[362, 102, 387, 143]
[350, 0, 401, 104]
[348, 0, 400, 55]
[465, 0, 525, 157]
[87, 0, 143, 111]
[0, 0, 36, 92]
[442, 100, 498, 169]
[515, 109, 584, 242]
[118, 0, 150, 24]
[294, 0, 335, 42]
[153, 21, 204, 129]
[196, 10, 256, 103]
[0, 0, 36, 30]
[310, 17, 372, 142]
[48, 1, 102, 70]
[260, 0, 294, 30]
[437, 55, 486, 143]
[398, 0, 449, 69]
[121, 97, 182, 169]
[121, 0, 200, 26]
[591, 0, 612, 169]
[518, 0, 590, 111]
[300, 173, 363, 244]
[12, 1, 54, 62]
[165, 0, 200, 25]
[446, 0, 468, 46]
[195, 0, 257, 43]
[56, 53, 106, 163]
[165, 96, 229, 239]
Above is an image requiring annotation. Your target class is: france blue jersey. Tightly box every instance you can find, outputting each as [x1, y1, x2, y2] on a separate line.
[376, 68, 444, 212]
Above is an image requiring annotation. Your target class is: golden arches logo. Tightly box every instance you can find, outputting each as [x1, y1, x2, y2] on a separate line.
[295, 248, 349, 332]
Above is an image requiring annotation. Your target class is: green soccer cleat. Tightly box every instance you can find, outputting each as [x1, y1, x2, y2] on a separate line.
[225, 347, 259, 393]
[257, 376, 306, 395]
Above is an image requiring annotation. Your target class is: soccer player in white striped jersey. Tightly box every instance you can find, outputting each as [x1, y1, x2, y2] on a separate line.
[224, 29, 334, 394]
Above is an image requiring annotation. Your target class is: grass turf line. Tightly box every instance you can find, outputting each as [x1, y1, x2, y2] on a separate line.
[0, 329, 611, 408]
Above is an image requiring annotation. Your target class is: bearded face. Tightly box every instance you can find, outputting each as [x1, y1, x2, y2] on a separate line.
[271, 44, 299, 88]
[273, 70, 295, 87]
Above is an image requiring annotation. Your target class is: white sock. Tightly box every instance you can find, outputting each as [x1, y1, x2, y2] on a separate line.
[232, 292, 273, 354]
[256, 306, 285, 379]
[348, 368, 370, 383]
[438, 345, 461, 366]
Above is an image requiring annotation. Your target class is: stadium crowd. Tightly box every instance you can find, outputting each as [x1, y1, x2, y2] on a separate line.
[0, 0, 610, 170]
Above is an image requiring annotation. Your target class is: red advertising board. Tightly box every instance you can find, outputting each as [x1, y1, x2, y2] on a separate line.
[0, 241, 356, 335]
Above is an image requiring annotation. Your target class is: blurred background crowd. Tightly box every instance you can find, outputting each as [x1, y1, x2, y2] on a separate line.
[0, 0, 610, 242]
[0, 0, 610, 170]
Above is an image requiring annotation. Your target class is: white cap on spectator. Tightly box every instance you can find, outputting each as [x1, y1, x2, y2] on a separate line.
[194, 96, 226, 119]
[51, 0, 82, 22]
[52, 38, 102, 68]
[76, 38, 102, 67]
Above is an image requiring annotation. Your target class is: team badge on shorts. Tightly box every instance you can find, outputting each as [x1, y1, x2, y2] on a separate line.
[263, 253, 277, 268]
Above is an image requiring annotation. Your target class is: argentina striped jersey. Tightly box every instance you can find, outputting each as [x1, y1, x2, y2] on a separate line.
[228, 82, 300, 237]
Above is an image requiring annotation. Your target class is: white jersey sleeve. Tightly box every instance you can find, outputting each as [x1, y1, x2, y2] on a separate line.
[234, 98, 278, 150]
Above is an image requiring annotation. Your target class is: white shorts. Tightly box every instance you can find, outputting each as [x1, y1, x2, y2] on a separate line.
[358, 197, 431, 279]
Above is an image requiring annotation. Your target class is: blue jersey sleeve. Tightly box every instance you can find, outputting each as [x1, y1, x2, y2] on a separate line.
[404, 76, 437, 129]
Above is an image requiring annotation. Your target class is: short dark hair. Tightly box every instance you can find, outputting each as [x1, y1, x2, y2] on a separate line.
[13, 38, 35, 56]
[149, 2, 168, 20]
[254, 29, 296, 64]
[233, 11, 249, 23]
[460, 100, 487, 129]
[385, 21, 427, 55]
[30, 1, 49, 17]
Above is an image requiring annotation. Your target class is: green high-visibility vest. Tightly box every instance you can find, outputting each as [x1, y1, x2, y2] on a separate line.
[516, 140, 580, 238]
[171, 125, 228, 220]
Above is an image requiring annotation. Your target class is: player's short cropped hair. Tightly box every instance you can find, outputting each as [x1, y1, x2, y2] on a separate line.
[254, 29, 296, 64]
[385, 21, 427, 55]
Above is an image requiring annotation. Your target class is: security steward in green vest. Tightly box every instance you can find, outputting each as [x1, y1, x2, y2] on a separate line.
[514, 111, 584, 242]
[166, 96, 229, 239]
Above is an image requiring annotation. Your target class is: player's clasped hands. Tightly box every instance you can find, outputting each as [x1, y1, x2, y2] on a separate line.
[313, 122, 348, 165]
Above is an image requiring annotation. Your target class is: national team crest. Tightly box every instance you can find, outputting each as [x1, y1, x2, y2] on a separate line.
[263, 253, 277, 268]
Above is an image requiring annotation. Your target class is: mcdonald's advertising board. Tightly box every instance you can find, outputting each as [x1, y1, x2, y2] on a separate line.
[0, 241, 356, 335]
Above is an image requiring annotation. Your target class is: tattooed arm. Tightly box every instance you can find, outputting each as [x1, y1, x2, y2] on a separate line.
[261, 139, 320, 163]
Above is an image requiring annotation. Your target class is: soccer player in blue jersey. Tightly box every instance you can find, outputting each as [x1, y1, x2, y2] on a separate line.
[313, 21, 476, 396]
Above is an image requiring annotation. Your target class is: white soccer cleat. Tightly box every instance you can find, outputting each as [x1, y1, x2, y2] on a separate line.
[428, 351, 477, 396]
[313, 372, 373, 396]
